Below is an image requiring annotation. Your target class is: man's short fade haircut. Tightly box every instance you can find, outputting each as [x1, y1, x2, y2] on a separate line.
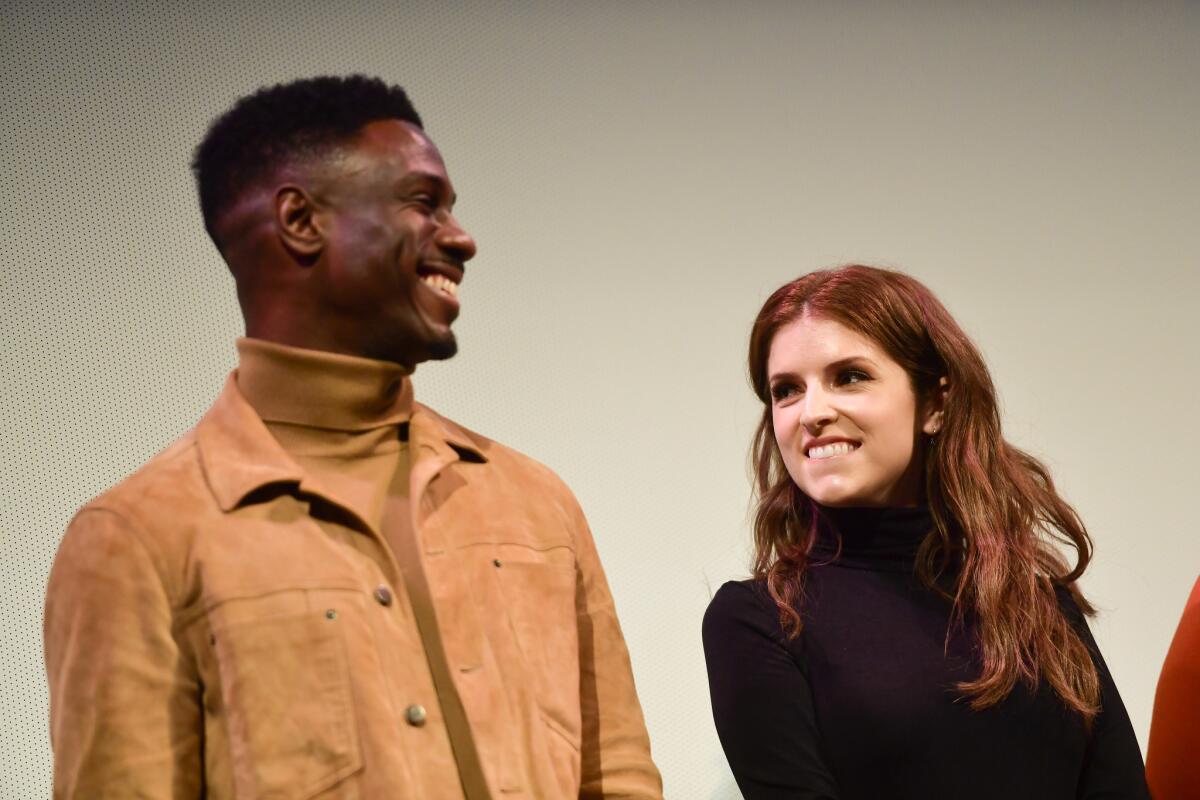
[192, 74, 422, 243]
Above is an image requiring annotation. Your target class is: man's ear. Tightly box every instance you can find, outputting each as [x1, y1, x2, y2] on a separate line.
[922, 376, 949, 435]
[275, 185, 324, 262]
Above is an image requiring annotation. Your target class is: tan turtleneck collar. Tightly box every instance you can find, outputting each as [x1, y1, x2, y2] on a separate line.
[236, 337, 414, 432]
[234, 336, 415, 534]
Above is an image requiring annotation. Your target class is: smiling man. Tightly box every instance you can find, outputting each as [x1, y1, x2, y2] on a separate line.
[44, 76, 662, 799]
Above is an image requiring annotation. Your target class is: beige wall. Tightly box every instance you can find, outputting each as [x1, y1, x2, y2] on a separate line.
[2, 1, 1197, 796]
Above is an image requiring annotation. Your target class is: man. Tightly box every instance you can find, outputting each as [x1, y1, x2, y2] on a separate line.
[44, 75, 662, 798]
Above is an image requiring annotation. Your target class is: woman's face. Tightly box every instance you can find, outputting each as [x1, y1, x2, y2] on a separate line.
[767, 314, 943, 508]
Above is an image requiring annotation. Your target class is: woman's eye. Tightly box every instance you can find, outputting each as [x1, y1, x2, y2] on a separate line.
[839, 369, 870, 385]
[771, 383, 801, 402]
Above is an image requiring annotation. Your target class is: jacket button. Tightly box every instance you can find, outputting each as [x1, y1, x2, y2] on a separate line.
[374, 585, 393, 606]
[405, 704, 427, 727]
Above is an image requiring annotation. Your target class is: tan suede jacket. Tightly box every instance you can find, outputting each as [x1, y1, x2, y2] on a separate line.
[44, 376, 662, 799]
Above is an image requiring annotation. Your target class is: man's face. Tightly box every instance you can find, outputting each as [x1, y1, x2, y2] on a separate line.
[313, 119, 476, 367]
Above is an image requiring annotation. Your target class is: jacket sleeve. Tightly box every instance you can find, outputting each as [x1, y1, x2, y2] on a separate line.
[1059, 591, 1151, 800]
[44, 507, 203, 798]
[702, 581, 841, 800]
[569, 500, 664, 799]
[1145, 576, 1200, 800]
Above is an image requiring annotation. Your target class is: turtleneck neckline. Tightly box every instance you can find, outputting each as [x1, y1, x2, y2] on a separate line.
[810, 505, 933, 572]
[235, 337, 414, 432]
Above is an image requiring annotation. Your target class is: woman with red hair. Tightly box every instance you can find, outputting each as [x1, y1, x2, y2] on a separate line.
[703, 265, 1148, 798]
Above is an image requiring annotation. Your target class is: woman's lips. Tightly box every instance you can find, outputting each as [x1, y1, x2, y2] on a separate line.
[805, 441, 860, 459]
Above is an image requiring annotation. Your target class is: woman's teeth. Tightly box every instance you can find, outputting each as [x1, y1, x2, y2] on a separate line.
[420, 274, 459, 297]
[807, 442, 858, 459]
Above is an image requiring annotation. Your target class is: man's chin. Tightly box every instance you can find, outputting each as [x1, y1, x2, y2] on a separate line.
[378, 333, 457, 370]
[424, 336, 458, 361]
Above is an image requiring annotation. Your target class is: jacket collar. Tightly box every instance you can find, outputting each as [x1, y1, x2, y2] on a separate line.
[409, 401, 489, 467]
[196, 374, 487, 513]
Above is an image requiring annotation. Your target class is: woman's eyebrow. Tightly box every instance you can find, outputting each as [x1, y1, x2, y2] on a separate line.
[768, 355, 880, 384]
[826, 355, 879, 371]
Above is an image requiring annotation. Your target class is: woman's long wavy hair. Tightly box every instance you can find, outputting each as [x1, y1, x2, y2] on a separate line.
[750, 265, 1100, 720]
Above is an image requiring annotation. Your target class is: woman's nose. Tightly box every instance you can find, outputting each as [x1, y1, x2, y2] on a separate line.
[799, 387, 837, 430]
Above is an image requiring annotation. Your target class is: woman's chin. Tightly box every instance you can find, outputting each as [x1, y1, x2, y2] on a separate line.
[804, 488, 864, 508]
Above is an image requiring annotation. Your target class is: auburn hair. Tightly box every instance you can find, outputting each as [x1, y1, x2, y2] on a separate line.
[749, 265, 1100, 720]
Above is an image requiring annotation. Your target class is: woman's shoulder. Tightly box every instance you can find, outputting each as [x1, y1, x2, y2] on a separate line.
[703, 579, 786, 640]
[707, 578, 771, 612]
[1050, 582, 1108, 661]
[1051, 582, 1089, 625]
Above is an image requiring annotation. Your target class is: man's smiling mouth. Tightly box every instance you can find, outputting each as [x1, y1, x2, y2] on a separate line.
[419, 272, 459, 298]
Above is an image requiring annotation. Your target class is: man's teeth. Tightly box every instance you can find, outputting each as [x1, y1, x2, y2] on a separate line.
[807, 442, 858, 459]
[420, 274, 459, 297]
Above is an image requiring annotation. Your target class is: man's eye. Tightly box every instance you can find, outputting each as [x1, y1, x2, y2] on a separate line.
[410, 194, 438, 210]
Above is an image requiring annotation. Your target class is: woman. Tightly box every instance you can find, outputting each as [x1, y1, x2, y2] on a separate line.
[702, 265, 1148, 799]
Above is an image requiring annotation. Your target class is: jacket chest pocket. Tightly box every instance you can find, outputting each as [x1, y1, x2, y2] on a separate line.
[206, 593, 364, 799]
[492, 559, 582, 747]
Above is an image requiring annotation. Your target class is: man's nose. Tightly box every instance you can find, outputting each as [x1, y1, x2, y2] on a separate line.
[436, 213, 477, 262]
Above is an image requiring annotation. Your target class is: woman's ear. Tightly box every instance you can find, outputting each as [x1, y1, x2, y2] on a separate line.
[274, 185, 324, 262]
[922, 376, 949, 435]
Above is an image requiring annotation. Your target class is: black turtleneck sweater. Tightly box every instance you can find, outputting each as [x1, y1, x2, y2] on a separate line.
[702, 507, 1150, 799]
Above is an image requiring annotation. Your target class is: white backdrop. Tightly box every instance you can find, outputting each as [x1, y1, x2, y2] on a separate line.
[2, 2, 1198, 797]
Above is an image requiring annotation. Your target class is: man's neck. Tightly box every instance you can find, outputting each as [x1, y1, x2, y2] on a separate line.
[235, 336, 413, 431]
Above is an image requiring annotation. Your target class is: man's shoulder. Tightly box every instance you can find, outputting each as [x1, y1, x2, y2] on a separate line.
[57, 427, 212, 582]
[415, 402, 575, 498]
[82, 429, 205, 519]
